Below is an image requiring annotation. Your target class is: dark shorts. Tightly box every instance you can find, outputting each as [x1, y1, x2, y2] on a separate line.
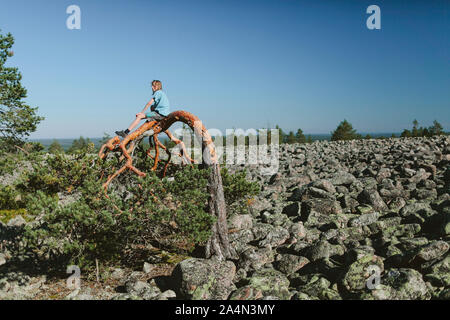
[145, 111, 166, 122]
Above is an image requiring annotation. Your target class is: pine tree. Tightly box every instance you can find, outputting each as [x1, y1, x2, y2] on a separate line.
[295, 128, 306, 143]
[286, 131, 296, 144]
[331, 120, 359, 141]
[67, 136, 92, 154]
[48, 139, 64, 154]
[412, 119, 419, 137]
[0, 30, 44, 151]
[401, 129, 412, 137]
[275, 125, 285, 144]
[430, 120, 444, 136]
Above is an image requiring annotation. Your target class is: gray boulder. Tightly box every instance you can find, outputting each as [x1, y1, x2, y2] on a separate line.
[172, 258, 236, 300]
[275, 254, 310, 274]
[382, 268, 431, 300]
[239, 246, 274, 271]
[229, 268, 291, 300]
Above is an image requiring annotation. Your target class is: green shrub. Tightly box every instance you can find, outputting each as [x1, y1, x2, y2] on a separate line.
[0, 208, 29, 223]
[0, 185, 25, 209]
[4, 146, 259, 274]
[16, 152, 98, 195]
[221, 167, 260, 214]
[0, 153, 24, 176]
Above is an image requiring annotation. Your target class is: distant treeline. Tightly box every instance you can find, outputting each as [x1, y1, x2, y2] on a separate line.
[278, 119, 448, 145]
[28, 119, 448, 154]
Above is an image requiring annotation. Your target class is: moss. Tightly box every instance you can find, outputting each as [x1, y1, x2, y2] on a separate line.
[159, 250, 190, 265]
[0, 209, 32, 223]
[191, 276, 216, 300]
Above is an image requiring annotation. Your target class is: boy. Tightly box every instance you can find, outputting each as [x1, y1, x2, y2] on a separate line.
[115, 80, 170, 138]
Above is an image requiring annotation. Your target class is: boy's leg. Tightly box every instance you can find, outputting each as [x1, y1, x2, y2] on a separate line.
[116, 112, 165, 138]
[116, 114, 146, 138]
[127, 114, 146, 132]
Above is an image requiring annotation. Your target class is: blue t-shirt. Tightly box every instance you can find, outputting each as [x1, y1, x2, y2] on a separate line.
[151, 90, 170, 116]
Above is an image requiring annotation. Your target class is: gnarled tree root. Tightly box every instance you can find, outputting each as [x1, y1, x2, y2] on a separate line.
[98, 111, 235, 260]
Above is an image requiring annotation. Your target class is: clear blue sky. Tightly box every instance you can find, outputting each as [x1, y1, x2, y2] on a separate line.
[1, 0, 449, 138]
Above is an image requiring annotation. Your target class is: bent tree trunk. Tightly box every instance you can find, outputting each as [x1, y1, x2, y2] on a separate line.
[159, 112, 236, 260]
[99, 111, 235, 260]
[204, 154, 235, 260]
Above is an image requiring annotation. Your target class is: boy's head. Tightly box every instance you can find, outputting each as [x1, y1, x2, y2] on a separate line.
[151, 80, 162, 92]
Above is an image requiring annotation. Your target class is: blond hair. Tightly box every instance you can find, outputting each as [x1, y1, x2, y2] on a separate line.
[151, 80, 162, 91]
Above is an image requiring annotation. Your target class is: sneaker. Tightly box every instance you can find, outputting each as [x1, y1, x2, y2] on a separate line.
[115, 130, 127, 138]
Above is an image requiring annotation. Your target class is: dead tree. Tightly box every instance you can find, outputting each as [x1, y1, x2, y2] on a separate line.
[98, 111, 236, 260]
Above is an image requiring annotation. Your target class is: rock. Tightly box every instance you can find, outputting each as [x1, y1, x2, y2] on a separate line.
[349, 212, 380, 227]
[439, 288, 450, 300]
[382, 268, 431, 300]
[229, 268, 291, 300]
[296, 274, 341, 300]
[424, 273, 450, 288]
[305, 240, 344, 262]
[408, 241, 449, 267]
[288, 222, 306, 240]
[0, 253, 6, 266]
[0, 273, 46, 300]
[6, 215, 26, 227]
[311, 179, 336, 194]
[125, 279, 161, 300]
[66, 287, 94, 300]
[389, 197, 406, 212]
[239, 246, 274, 271]
[172, 258, 236, 300]
[412, 188, 437, 200]
[233, 268, 247, 284]
[275, 254, 310, 274]
[381, 224, 421, 238]
[308, 187, 336, 200]
[143, 262, 157, 274]
[156, 290, 177, 300]
[397, 237, 429, 252]
[401, 201, 439, 226]
[249, 197, 271, 214]
[301, 198, 343, 217]
[409, 169, 431, 184]
[427, 255, 450, 274]
[251, 223, 275, 241]
[330, 171, 357, 186]
[340, 194, 359, 213]
[376, 168, 391, 183]
[258, 226, 290, 248]
[229, 229, 254, 254]
[329, 226, 374, 242]
[340, 254, 384, 295]
[357, 189, 388, 212]
[228, 214, 253, 230]
[111, 293, 143, 300]
[345, 246, 376, 264]
[110, 268, 125, 280]
[282, 202, 301, 217]
[261, 212, 290, 227]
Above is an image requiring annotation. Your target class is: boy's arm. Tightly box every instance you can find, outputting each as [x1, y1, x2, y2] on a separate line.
[141, 98, 154, 113]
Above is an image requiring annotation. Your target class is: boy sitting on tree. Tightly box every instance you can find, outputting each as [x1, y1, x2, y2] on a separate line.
[115, 80, 170, 138]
